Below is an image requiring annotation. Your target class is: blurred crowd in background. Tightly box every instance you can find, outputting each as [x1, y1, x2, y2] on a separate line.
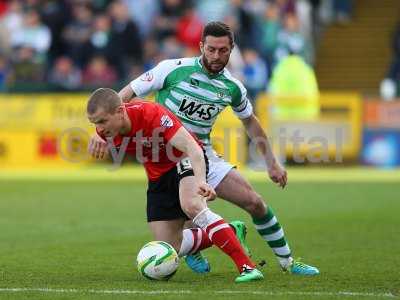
[382, 21, 400, 100]
[0, 0, 353, 98]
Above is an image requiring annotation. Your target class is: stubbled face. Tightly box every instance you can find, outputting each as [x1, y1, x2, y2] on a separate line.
[200, 35, 232, 74]
[88, 107, 123, 138]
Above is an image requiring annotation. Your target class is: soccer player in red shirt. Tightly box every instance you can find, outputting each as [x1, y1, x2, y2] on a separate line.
[86, 88, 263, 283]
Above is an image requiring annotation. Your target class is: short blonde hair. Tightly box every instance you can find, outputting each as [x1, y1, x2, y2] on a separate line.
[87, 88, 122, 115]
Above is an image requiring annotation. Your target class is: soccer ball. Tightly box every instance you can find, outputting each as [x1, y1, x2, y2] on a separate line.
[136, 241, 179, 280]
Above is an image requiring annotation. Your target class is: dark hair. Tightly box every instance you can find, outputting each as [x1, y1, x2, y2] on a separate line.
[201, 21, 234, 47]
[87, 88, 121, 115]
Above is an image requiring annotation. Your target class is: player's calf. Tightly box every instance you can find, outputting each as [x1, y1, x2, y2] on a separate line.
[192, 208, 263, 280]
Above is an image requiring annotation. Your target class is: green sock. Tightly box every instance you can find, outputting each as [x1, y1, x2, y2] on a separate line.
[253, 207, 292, 262]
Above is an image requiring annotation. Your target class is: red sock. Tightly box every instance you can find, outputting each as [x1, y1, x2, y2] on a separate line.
[189, 228, 213, 254]
[205, 219, 255, 272]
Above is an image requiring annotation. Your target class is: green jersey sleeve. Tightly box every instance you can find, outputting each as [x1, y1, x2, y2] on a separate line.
[224, 69, 253, 119]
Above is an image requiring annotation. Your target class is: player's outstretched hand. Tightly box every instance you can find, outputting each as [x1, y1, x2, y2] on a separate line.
[88, 133, 108, 160]
[197, 182, 217, 201]
[268, 162, 288, 189]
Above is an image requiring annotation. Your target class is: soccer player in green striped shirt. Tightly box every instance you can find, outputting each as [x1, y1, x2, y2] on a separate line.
[93, 21, 319, 276]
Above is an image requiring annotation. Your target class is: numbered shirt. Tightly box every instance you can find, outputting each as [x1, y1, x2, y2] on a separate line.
[130, 57, 253, 146]
[97, 101, 190, 181]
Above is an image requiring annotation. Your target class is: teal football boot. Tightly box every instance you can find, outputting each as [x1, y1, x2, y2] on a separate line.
[185, 251, 210, 273]
[286, 259, 320, 275]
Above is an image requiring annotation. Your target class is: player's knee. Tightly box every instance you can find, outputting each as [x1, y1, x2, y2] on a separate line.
[181, 201, 204, 220]
[244, 192, 266, 217]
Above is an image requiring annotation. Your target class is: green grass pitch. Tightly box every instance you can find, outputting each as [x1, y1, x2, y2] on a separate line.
[0, 171, 399, 300]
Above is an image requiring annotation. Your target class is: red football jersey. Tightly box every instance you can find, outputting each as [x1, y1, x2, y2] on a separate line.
[97, 101, 191, 181]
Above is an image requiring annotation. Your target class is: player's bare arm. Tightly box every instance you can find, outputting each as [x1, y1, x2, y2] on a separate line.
[241, 113, 287, 188]
[168, 127, 216, 201]
[118, 84, 137, 103]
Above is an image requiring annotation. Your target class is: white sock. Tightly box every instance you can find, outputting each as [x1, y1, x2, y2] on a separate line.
[279, 256, 294, 270]
[178, 229, 195, 257]
[192, 208, 222, 229]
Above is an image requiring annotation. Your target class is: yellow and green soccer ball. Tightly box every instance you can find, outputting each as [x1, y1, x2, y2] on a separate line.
[137, 241, 179, 280]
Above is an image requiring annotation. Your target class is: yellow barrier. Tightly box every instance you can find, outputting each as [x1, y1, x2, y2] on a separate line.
[0, 94, 93, 169]
[0, 94, 89, 130]
[256, 92, 362, 161]
[0, 92, 362, 169]
[0, 94, 246, 169]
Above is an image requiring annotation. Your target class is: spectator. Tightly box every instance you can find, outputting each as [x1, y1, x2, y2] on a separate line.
[39, 0, 70, 63]
[48, 56, 81, 91]
[295, 0, 314, 64]
[241, 0, 267, 18]
[380, 78, 397, 101]
[276, 0, 297, 17]
[387, 22, 400, 82]
[381, 22, 400, 100]
[309, 0, 322, 26]
[142, 38, 162, 71]
[108, 0, 143, 78]
[10, 46, 45, 84]
[0, 1, 8, 17]
[333, 0, 352, 24]
[0, 0, 24, 55]
[11, 9, 51, 59]
[227, 43, 245, 79]
[0, 55, 10, 91]
[0, 23, 10, 56]
[90, 0, 113, 12]
[259, 2, 281, 70]
[295, 0, 313, 41]
[182, 46, 200, 57]
[1, 0, 23, 31]
[269, 54, 319, 120]
[0, 0, 320, 92]
[126, 64, 144, 83]
[88, 14, 113, 62]
[317, 0, 335, 25]
[23, 0, 41, 11]
[82, 55, 117, 87]
[175, 6, 203, 51]
[196, 0, 233, 24]
[230, 0, 258, 49]
[159, 36, 183, 60]
[122, 0, 159, 38]
[241, 48, 268, 101]
[153, 0, 187, 40]
[275, 13, 309, 65]
[62, 3, 93, 67]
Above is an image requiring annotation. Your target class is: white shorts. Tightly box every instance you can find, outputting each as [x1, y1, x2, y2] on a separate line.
[205, 147, 235, 189]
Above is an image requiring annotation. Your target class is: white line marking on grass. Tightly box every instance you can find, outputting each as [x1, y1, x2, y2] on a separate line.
[0, 288, 397, 298]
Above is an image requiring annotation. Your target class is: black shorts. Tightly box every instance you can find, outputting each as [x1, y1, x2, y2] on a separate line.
[146, 156, 208, 222]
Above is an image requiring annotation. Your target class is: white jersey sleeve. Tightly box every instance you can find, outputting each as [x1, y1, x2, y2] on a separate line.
[232, 93, 253, 119]
[129, 59, 176, 96]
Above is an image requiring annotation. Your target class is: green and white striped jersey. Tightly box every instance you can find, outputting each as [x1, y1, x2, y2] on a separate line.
[130, 57, 253, 146]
